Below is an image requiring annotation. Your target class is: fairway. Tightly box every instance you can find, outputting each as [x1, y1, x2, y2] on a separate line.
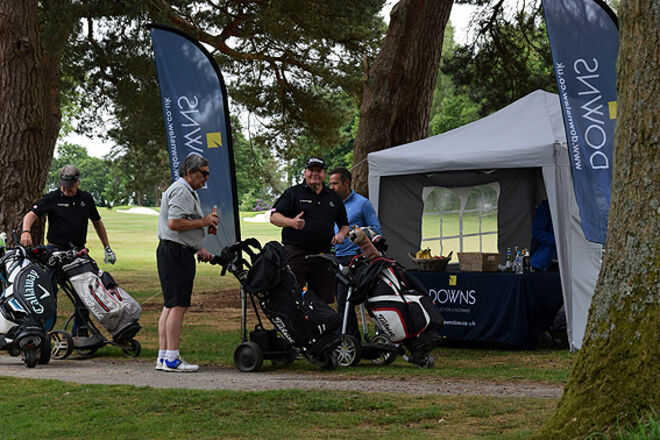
[421, 212, 498, 257]
[83, 208, 280, 296]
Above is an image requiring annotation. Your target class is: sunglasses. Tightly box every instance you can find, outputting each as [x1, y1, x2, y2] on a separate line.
[198, 169, 210, 177]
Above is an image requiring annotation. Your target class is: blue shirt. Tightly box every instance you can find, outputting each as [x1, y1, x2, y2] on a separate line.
[530, 201, 556, 270]
[334, 190, 381, 256]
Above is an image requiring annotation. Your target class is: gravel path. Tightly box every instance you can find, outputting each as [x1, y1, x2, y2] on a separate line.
[0, 355, 563, 398]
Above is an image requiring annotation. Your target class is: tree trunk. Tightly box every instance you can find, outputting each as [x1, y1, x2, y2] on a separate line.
[351, 0, 453, 196]
[533, 2, 660, 438]
[0, 1, 73, 245]
[0, 0, 45, 242]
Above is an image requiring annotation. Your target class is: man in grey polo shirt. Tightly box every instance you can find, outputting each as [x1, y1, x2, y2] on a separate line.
[156, 154, 219, 372]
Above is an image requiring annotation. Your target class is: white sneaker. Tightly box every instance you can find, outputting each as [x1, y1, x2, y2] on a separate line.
[155, 358, 164, 371]
[163, 356, 199, 372]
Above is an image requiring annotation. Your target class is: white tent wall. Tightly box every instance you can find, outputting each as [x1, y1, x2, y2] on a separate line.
[367, 90, 603, 351]
[542, 146, 603, 351]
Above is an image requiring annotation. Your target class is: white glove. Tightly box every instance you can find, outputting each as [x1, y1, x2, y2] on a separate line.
[104, 246, 117, 264]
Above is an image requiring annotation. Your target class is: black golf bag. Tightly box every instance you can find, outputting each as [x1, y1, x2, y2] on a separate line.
[215, 238, 341, 371]
[0, 245, 57, 367]
[244, 241, 341, 361]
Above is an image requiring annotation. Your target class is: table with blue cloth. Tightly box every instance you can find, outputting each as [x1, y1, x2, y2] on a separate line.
[409, 271, 563, 349]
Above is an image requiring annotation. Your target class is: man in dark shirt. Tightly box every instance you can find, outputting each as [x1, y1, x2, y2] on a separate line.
[270, 156, 349, 303]
[20, 164, 116, 264]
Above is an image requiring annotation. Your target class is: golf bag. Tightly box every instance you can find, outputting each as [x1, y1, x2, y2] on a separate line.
[0, 245, 57, 367]
[243, 241, 340, 359]
[350, 244, 444, 355]
[360, 259, 443, 341]
[59, 252, 141, 343]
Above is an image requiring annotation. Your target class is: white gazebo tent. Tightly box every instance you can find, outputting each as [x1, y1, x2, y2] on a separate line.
[367, 90, 603, 351]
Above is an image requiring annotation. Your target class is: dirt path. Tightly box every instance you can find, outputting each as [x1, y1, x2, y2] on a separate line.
[0, 355, 563, 398]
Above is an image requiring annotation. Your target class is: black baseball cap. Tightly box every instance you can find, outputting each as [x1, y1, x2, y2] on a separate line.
[59, 165, 80, 187]
[305, 156, 326, 170]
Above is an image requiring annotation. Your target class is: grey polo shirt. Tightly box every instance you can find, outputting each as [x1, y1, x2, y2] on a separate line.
[158, 177, 205, 251]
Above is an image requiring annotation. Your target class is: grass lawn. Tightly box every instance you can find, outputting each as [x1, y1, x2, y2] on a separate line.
[0, 377, 557, 440]
[0, 207, 576, 439]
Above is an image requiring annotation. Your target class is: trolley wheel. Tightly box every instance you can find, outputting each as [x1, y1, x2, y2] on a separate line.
[321, 351, 339, 370]
[22, 350, 38, 368]
[371, 334, 397, 366]
[414, 353, 435, 369]
[72, 327, 101, 357]
[74, 345, 99, 357]
[234, 342, 264, 372]
[270, 353, 296, 367]
[49, 330, 73, 360]
[38, 340, 51, 365]
[121, 339, 141, 357]
[334, 335, 361, 367]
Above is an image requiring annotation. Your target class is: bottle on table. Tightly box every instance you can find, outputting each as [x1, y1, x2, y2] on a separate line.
[514, 250, 524, 274]
[523, 249, 531, 272]
[505, 248, 512, 271]
[208, 205, 218, 235]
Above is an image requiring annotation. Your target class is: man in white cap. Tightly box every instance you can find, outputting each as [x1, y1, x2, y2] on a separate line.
[20, 164, 116, 264]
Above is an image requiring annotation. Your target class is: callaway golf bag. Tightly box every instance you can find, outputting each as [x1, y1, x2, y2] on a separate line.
[0, 241, 57, 368]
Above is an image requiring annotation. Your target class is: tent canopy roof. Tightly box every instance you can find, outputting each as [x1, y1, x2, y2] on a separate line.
[368, 90, 567, 180]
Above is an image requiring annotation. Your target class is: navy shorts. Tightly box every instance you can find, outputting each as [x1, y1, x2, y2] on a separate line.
[157, 240, 196, 307]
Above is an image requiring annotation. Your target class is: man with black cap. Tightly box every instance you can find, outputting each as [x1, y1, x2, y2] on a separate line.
[270, 156, 349, 303]
[20, 164, 116, 264]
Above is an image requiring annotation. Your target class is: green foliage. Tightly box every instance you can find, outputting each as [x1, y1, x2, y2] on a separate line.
[238, 189, 260, 211]
[48, 142, 110, 206]
[428, 21, 481, 135]
[442, 0, 556, 117]
[430, 94, 481, 135]
[231, 116, 284, 209]
[615, 412, 660, 440]
[60, 0, 386, 167]
[584, 410, 660, 440]
[275, 94, 358, 189]
[324, 109, 357, 172]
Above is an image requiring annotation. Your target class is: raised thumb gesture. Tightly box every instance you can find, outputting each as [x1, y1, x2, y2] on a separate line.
[292, 211, 305, 230]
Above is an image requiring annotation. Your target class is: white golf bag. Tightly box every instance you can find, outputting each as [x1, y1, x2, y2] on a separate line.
[366, 263, 442, 343]
[59, 253, 141, 341]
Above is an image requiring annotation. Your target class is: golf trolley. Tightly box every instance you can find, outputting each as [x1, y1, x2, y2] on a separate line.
[308, 252, 437, 368]
[0, 237, 57, 368]
[306, 226, 443, 369]
[213, 238, 341, 372]
[47, 248, 141, 360]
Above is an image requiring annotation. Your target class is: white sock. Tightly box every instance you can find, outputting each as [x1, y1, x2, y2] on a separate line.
[158, 350, 166, 360]
[165, 350, 179, 362]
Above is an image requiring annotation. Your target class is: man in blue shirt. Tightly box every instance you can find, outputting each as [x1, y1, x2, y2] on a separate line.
[530, 200, 557, 271]
[329, 167, 381, 338]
